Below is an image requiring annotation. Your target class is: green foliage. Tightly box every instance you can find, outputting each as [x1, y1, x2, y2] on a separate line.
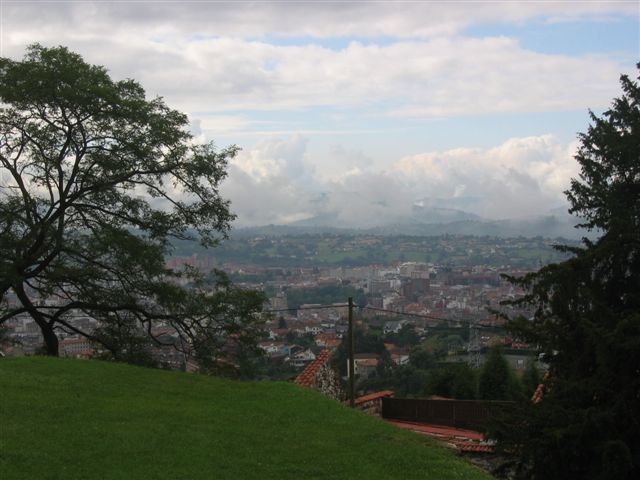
[521, 360, 540, 399]
[418, 333, 465, 359]
[478, 346, 521, 401]
[409, 346, 437, 370]
[186, 233, 575, 269]
[497, 66, 640, 479]
[425, 363, 477, 400]
[0, 45, 265, 364]
[386, 324, 421, 348]
[360, 364, 429, 397]
[392, 365, 430, 397]
[291, 332, 316, 350]
[0, 357, 493, 480]
[93, 317, 158, 368]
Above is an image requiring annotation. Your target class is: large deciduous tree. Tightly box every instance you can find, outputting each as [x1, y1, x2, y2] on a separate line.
[495, 66, 640, 479]
[0, 45, 265, 364]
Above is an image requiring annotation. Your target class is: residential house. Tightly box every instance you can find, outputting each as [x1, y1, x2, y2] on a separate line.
[348, 353, 380, 379]
[60, 337, 95, 358]
[290, 348, 316, 368]
[383, 320, 407, 335]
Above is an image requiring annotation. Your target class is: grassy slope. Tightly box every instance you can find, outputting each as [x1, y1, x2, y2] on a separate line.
[0, 358, 492, 480]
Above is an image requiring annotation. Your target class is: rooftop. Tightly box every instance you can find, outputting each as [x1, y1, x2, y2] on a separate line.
[294, 349, 331, 388]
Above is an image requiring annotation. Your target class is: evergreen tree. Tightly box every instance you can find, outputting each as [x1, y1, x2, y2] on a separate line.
[496, 66, 640, 480]
[521, 359, 540, 399]
[478, 346, 520, 401]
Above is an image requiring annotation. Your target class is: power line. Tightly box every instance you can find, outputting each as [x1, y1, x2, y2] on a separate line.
[359, 306, 472, 322]
[263, 303, 348, 314]
[263, 302, 505, 331]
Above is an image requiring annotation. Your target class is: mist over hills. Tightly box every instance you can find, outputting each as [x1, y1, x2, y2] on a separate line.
[236, 201, 587, 240]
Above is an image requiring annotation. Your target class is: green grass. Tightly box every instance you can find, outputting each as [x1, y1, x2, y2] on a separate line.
[0, 358, 492, 479]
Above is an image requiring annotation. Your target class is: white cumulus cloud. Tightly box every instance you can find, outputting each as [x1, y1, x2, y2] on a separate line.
[222, 134, 581, 226]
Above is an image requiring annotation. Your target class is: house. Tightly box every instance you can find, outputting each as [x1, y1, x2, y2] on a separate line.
[335, 324, 348, 338]
[290, 348, 316, 368]
[305, 325, 323, 335]
[348, 353, 380, 379]
[383, 320, 406, 335]
[258, 341, 288, 356]
[315, 333, 340, 349]
[390, 352, 410, 366]
[60, 337, 95, 358]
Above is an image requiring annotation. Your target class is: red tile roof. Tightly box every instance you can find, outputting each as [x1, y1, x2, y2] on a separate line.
[531, 382, 545, 403]
[353, 390, 394, 405]
[427, 395, 452, 401]
[294, 349, 331, 387]
[532, 371, 551, 403]
[387, 421, 484, 440]
[386, 420, 494, 453]
[449, 441, 494, 454]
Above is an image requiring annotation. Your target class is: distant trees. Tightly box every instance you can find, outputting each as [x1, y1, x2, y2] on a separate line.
[425, 363, 477, 400]
[478, 346, 521, 401]
[386, 365, 429, 397]
[496, 66, 640, 479]
[387, 324, 421, 348]
[409, 346, 436, 370]
[0, 45, 265, 365]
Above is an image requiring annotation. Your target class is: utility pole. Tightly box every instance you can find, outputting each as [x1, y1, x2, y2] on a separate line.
[348, 296, 355, 408]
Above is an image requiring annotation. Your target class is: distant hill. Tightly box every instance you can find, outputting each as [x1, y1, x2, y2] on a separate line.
[239, 195, 588, 240]
[0, 357, 492, 480]
[236, 212, 587, 240]
[366, 214, 585, 239]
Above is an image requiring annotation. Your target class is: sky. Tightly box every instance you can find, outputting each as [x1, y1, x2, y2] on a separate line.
[1, 1, 638, 227]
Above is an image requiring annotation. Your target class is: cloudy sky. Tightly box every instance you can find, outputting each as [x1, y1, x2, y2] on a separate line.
[2, 1, 638, 227]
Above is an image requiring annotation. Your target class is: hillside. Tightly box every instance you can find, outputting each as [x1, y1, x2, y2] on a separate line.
[0, 358, 492, 479]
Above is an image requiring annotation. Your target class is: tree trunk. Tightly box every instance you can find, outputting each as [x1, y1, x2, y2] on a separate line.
[41, 323, 59, 356]
[14, 283, 59, 356]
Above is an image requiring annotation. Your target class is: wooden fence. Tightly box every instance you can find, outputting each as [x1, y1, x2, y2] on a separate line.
[381, 397, 512, 430]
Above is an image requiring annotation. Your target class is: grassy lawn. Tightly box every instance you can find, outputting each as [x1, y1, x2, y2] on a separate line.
[0, 358, 492, 480]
